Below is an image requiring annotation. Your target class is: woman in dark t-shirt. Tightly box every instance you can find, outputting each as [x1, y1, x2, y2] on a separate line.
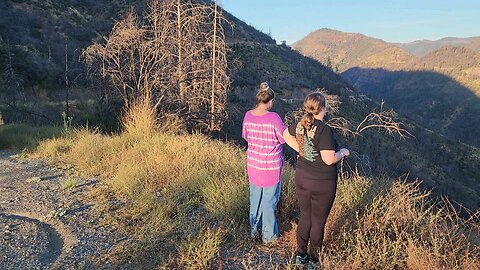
[283, 92, 350, 269]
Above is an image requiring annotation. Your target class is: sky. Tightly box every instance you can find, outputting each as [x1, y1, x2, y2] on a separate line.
[220, 0, 480, 45]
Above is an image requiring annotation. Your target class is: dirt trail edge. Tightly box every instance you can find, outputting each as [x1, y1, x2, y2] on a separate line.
[0, 151, 126, 269]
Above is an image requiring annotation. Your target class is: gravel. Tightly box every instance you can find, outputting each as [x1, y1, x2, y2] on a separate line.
[0, 151, 127, 269]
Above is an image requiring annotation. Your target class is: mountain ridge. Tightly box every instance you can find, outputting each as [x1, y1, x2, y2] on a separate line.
[394, 36, 480, 57]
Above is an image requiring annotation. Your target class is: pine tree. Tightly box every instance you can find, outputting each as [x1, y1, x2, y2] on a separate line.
[302, 133, 318, 162]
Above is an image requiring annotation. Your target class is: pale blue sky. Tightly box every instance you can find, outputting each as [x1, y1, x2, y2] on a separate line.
[221, 0, 480, 44]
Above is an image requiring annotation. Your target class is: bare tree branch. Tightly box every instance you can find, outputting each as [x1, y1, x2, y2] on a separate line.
[82, 0, 230, 132]
[285, 91, 413, 139]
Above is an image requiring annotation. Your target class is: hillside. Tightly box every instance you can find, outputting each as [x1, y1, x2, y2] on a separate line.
[1, 128, 477, 268]
[293, 28, 480, 147]
[340, 47, 480, 148]
[0, 0, 274, 126]
[415, 46, 480, 92]
[225, 42, 480, 211]
[394, 36, 480, 57]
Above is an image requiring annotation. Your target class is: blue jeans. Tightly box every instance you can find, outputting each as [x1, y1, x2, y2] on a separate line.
[249, 181, 281, 243]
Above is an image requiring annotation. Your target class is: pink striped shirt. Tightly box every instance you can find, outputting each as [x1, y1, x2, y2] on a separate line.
[242, 110, 286, 187]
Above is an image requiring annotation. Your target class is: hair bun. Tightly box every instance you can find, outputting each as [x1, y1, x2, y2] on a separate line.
[259, 82, 269, 91]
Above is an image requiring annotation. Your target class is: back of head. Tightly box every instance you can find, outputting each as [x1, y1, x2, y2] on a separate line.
[256, 82, 275, 104]
[300, 92, 326, 130]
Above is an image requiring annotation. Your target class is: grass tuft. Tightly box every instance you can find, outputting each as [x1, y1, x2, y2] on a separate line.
[180, 227, 224, 269]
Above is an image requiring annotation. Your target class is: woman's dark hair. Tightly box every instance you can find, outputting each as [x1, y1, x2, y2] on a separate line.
[256, 82, 275, 104]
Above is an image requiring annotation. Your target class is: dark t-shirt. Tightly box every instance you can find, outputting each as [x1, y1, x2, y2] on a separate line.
[288, 119, 338, 181]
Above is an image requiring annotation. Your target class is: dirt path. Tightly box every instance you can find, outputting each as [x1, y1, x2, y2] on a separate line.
[0, 151, 126, 269]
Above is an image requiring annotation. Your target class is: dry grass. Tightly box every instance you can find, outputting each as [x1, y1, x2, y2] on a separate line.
[323, 179, 480, 270]
[34, 126, 250, 268]
[33, 126, 479, 269]
[121, 101, 159, 137]
[179, 228, 225, 270]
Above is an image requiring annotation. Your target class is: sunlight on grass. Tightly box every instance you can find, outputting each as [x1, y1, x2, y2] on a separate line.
[33, 128, 479, 269]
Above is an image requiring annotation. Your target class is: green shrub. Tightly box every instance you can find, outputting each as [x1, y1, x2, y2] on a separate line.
[0, 124, 62, 150]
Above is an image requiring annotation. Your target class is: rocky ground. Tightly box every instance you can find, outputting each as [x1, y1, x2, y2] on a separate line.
[0, 151, 127, 269]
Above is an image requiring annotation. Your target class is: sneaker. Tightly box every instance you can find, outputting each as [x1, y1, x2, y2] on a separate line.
[293, 253, 309, 267]
[307, 260, 320, 270]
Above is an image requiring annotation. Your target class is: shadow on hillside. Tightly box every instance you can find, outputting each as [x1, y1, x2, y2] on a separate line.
[341, 67, 480, 213]
[342, 67, 480, 147]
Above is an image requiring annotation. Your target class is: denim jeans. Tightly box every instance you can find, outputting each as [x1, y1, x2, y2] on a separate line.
[249, 181, 281, 243]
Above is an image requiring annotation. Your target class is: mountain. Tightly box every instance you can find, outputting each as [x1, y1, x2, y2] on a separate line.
[293, 28, 480, 147]
[0, 1, 479, 211]
[394, 36, 480, 57]
[292, 28, 416, 72]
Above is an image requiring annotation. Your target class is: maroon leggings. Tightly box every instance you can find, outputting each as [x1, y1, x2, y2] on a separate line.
[295, 169, 337, 260]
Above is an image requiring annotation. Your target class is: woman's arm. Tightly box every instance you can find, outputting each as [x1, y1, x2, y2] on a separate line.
[283, 129, 299, 152]
[320, 148, 350, 165]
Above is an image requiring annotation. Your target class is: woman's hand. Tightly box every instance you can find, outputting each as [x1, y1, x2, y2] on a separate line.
[321, 148, 350, 165]
[340, 148, 350, 158]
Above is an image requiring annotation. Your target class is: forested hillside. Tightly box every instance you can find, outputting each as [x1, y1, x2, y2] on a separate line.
[0, 0, 274, 126]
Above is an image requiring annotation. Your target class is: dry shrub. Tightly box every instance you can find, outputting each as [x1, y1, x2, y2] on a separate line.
[325, 172, 386, 243]
[33, 130, 479, 269]
[283, 222, 298, 249]
[34, 136, 73, 157]
[325, 180, 480, 270]
[34, 129, 250, 267]
[157, 111, 187, 135]
[406, 242, 443, 270]
[278, 167, 298, 221]
[179, 228, 224, 269]
[201, 174, 249, 224]
[83, 0, 230, 132]
[121, 101, 158, 137]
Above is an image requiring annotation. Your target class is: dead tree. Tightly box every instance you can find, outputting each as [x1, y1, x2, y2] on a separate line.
[83, 0, 230, 132]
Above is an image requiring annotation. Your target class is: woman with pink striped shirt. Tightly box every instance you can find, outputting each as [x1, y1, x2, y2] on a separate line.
[242, 82, 286, 243]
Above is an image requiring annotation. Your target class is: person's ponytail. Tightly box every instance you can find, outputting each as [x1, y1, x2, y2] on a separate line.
[300, 112, 315, 130]
[299, 92, 326, 130]
[295, 92, 327, 157]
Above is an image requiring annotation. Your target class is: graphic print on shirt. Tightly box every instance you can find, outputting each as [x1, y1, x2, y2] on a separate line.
[295, 122, 318, 162]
